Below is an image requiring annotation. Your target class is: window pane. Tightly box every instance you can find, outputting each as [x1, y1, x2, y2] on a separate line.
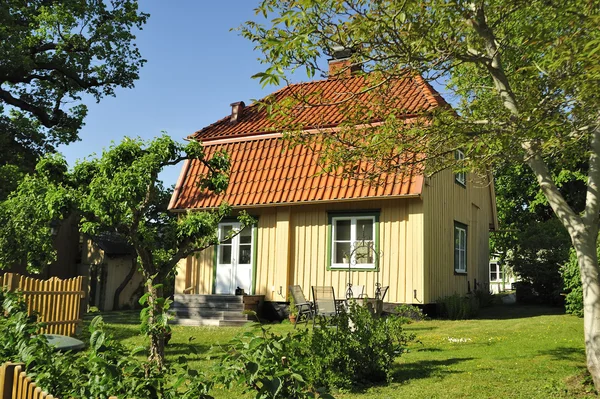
[490, 270, 497, 281]
[238, 244, 251, 264]
[219, 245, 231, 264]
[220, 225, 234, 244]
[335, 219, 351, 241]
[498, 266, 504, 280]
[356, 219, 373, 241]
[239, 227, 252, 244]
[454, 248, 459, 271]
[355, 242, 373, 264]
[335, 242, 351, 264]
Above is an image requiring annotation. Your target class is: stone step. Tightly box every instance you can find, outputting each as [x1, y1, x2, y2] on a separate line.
[171, 302, 245, 311]
[171, 318, 254, 327]
[173, 309, 250, 320]
[173, 294, 243, 305]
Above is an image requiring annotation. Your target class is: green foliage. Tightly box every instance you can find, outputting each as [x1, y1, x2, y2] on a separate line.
[473, 288, 495, 309]
[393, 304, 428, 322]
[220, 303, 415, 395]
[562, 249, 585, 318]
[288, 293, 298, 317]
[437, 293, 480, 320]
[0, 134, 250, 365]
[507, 219, 570, 305]
[0, 0, 148, 199]
[305, 302, 415, 391]
[218, 326, 330, 399]
[0, 290, 214, 398]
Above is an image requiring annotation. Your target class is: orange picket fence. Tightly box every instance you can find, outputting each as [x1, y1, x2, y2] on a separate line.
[0, 362, 118, 399]
[1, 273, 87, 336]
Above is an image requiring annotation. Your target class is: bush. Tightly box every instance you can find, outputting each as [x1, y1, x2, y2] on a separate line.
[0, 289, 213, 399]
[393, 304, 428, 322]
[217, 326, 332, 399]
[305, 302, 414, 390]
[562, 248, 584, 317]
[219, 302, 415, 394]
[437, 293, 480, 319]
[473, 288, 494, 308]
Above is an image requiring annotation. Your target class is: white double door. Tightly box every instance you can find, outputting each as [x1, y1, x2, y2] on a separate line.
[215, 222, 254, 295]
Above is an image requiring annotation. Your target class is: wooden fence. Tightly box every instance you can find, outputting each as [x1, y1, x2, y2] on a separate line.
[1, 273, 87, 336]
[0, 362, 118, 399]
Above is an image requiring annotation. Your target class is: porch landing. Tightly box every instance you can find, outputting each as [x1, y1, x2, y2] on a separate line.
[170, 294, 264, 327]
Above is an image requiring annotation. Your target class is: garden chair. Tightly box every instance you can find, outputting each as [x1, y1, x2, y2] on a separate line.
[375, 285, 389, 301]
[311, 286, 340, 326]
[288, 285, 314, 328]
[351, 284, 365, 299]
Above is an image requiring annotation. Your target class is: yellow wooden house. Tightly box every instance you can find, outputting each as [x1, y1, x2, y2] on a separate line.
[168, 56, 498, 310]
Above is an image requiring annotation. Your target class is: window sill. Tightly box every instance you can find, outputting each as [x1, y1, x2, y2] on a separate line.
[330, 265, 377, 271]
[454, 179, 466, 188]
[454, 271, 467, 276]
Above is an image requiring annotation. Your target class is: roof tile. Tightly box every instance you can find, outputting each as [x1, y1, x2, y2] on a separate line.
[170, 73, 446, 210]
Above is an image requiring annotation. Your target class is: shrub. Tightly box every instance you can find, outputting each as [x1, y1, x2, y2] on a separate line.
[473, 288, 495, 308]
[562, 248, 583, 317]
[393, 304, 428, 322]
[219, 302, 415, 394]
[217, 326, 332, 399]
[437, 293, 480, 319]
[0, 289, 213, 399]
[305, 302, 415, 390]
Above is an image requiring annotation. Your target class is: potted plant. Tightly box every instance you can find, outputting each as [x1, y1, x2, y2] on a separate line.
[288, 294, 298, 323]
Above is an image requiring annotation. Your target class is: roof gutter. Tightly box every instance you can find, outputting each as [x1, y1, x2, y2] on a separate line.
[168, 193, 423, 213]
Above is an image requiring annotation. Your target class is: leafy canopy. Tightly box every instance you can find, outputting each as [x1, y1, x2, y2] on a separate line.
[0, 134, 242, 279]
[241, 0, 599, 178]
[0, 0, 148, 198]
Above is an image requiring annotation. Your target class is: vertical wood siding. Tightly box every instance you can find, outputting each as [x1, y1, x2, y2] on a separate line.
[288, 199, 423, 304]
[422, 170, 495, 303]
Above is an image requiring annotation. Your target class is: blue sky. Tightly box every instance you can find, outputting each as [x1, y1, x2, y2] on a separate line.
[58, 1, 277, 186]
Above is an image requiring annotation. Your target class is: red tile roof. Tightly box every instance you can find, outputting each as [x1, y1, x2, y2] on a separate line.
[189, 74, 446, 142]
[169, 73, 445, 210]
[170, 137, 423, 210]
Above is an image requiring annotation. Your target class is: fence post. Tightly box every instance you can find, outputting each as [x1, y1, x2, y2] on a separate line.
[2, 273, 19, 291]
[0, 362, 21, 399]
[76, 276, 89, 336]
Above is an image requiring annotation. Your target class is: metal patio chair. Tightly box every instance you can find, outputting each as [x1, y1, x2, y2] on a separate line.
[311, 286, 341, 326]
[289, 285, 314, 328]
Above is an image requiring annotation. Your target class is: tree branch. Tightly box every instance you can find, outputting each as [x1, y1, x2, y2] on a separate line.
[0, 85, 66, 127]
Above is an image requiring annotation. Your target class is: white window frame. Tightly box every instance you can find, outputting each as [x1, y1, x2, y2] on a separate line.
[330, 215, 376, 270]
[490, 262, 503, 282]
[455, 149, 466, 186]
[454, 223, 467, 273]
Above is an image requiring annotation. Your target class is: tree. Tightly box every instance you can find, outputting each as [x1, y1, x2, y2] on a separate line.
[492, 162, 586, 305]
[240, 0, 600, 387]
[0, 0, 148, 198]
[0, 134, 250, 368]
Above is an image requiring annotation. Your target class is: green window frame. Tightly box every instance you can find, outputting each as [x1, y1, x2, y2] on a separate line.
[327, 211, 380, 271]
[454, 221, 467, 274]
[455, 149, 466, 187]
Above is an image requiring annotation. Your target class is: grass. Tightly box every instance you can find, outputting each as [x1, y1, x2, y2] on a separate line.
[88, 304, 594, 398]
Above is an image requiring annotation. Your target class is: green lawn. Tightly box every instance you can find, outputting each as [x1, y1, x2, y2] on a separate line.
[90, 304, 594, 398]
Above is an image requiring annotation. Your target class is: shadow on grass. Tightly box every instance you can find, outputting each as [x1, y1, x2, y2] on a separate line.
[405, 326, 439, 331]
[476, 304, 565, 320]
[539, 346, 586, 362]
[166, 342, 214, 357]
[391, 357, 473, 384]
[84, 310, 141, 325]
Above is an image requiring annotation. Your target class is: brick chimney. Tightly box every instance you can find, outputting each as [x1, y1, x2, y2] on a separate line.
[230, 101, 245, 123]
[328, 46, 361, 79]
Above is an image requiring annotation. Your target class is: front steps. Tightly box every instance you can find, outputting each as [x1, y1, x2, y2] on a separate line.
[170, 294, 263, 327]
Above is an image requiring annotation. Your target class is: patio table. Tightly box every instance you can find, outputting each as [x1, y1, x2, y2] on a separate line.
[42, 334, 85, 352]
